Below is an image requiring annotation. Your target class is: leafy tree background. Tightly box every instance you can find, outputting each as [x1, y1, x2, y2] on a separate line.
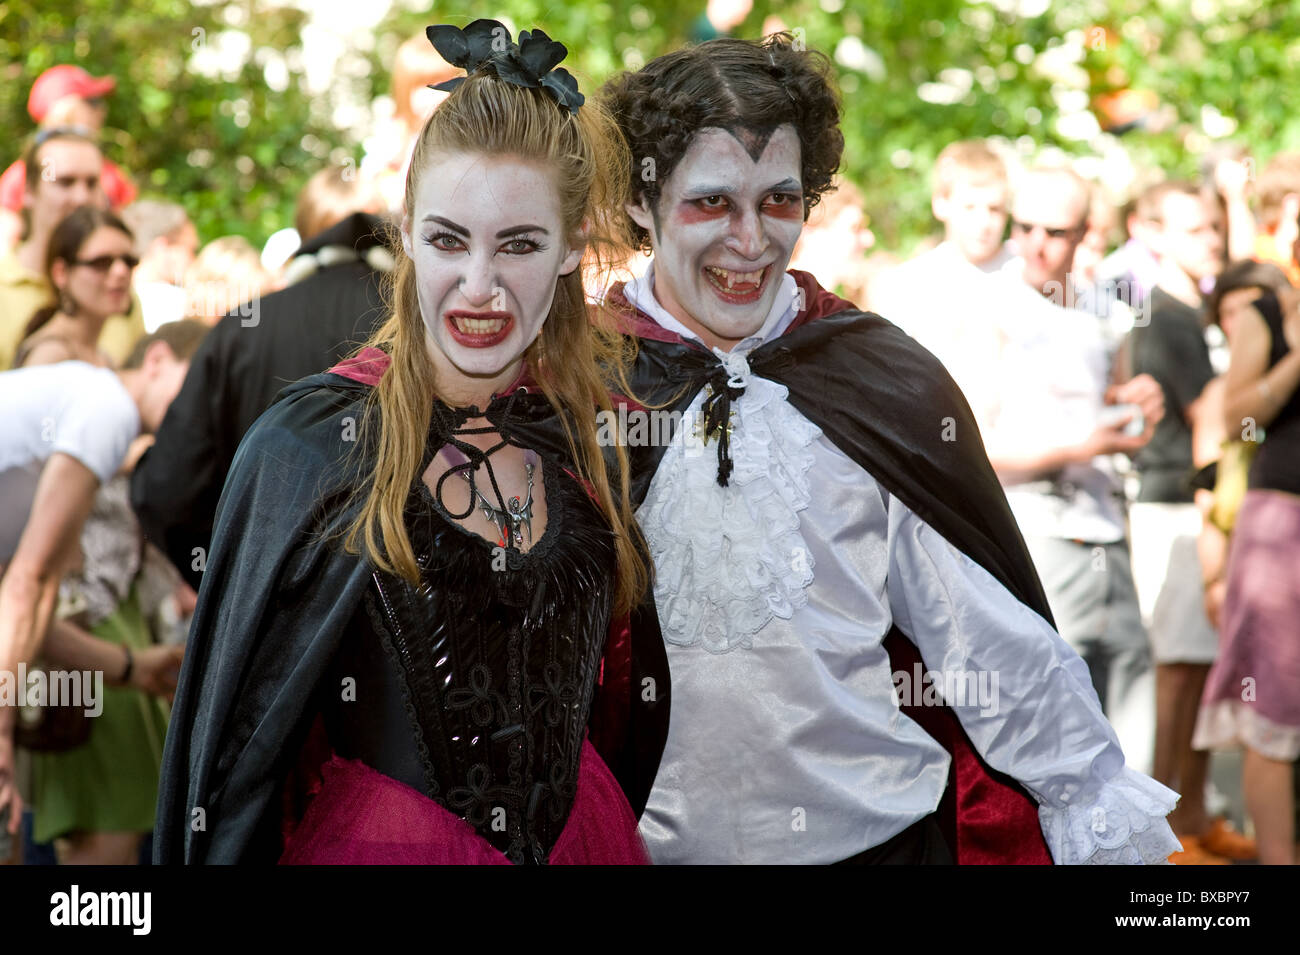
[2, 0, 1289, 255]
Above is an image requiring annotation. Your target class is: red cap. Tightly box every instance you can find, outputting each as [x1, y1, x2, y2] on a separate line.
[28, 65, 116, 122]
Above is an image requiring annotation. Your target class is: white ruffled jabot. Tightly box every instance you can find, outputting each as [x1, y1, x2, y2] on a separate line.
[637, 352, 822, 653]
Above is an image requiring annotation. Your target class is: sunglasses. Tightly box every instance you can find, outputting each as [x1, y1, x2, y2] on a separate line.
[1011, 219, 1085, 240]
[73, 253, 139, 271]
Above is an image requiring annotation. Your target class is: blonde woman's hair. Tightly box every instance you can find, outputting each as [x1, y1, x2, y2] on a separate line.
[342, 72, 648, 617]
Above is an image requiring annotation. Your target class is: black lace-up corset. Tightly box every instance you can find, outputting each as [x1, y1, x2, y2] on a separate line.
[324, 447, 617, 865]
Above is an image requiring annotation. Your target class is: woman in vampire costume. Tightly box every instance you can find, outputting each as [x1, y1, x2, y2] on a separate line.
[154, 21, 657, 865]
[597, 35, 1183, 864]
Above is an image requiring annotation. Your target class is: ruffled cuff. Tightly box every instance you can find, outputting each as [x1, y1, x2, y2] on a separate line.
[1038, 767, 1183, 865]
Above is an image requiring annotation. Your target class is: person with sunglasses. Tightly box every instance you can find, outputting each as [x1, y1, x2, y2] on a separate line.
[13, 206, 139, 369]
[974, 165, 1166, 797]
[1, 130, 146, 370]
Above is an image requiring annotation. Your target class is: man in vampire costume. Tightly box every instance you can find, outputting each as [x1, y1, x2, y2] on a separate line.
[597, 35, 1182, 864]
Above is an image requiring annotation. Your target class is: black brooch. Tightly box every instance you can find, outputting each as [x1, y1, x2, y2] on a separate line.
[426, 19, 585, 115]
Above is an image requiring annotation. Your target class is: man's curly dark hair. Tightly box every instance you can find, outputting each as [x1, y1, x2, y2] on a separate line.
[601, 33, 844, 251]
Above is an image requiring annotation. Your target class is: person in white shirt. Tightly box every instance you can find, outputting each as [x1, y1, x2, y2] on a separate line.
[870, 140, 1016, 412]
[121, 199, 198, 334]
[601, 36, 1181, 864]
[978, 165, 1165, 780]
[0, 321, 202, 840]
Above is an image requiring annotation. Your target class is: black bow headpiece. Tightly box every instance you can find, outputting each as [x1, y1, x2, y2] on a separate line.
[426, 19, 584, 114]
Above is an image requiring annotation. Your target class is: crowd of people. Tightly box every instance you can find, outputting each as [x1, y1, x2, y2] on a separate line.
[866, 138, 1300, 865]
[0, 16, 1296, 867]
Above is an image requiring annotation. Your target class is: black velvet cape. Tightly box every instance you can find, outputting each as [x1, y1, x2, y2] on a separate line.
[152, 355, 666, 863]
[608, 271, 1058, 864]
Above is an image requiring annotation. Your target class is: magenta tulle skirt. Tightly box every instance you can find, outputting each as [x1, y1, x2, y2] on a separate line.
[279, 738, 650, 865]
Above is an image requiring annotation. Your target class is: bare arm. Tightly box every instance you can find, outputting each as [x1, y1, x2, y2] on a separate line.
[42, 618, 184, 698]
[0, 453, 99, 829]
[1192, 375, 1228, 467]
[987, 440, 1095, 485]
[1222, 306, 1300, 435]
[1215, 157, 1257, 263]
[1192, 376, 1229, 627]
[986, 374, 1164, 484]
[0, 453, 99, 732]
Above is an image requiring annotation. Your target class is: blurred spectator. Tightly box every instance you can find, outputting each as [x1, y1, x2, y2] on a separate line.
[360, 33, 458, 214]
[1124, 182, 1250, 863]
[14, 319, 200, 865]
[259, 227, 303, 284]
[0, 66, 138, 251]
[132, 212, 392, 589]
[1075, 186, 1143, 362]
[1096, 192, 1163, 312]
[0, 322, 204, 845]
[1196, 260, 1293, 625]
[183, 235, 274, 326]
[1252, 152, 1300, 287]
[789, 176, 874, 306]
[13, 206, 136, 368]
[978, 165, 1165, 777]
[1072, 186, 1119, 290]
[870, 140, 1011, 403]
[1203, 145, 1256, 265]
[1194, 266, 1300, 864]
[121, 200, 199, 333]
[1, 130, 104, 368]
[0, 129, 145, 368]
[295, 165, 383, 247]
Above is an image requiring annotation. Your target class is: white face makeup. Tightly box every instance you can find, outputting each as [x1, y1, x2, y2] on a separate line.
[401, 152, 582, 406]
[628, 125, 804, 352]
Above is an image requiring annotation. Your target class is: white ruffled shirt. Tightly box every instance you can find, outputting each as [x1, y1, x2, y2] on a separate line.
[627, 265, 1181, 864]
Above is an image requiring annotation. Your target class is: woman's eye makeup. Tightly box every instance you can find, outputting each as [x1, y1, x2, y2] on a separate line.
[426, 231, 464, 250]
[502, 237, 545, 254]
[423, 233, 547, 254]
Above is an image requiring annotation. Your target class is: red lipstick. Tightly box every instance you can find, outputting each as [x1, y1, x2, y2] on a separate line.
[445, 310, 514, 348]
[702, 265, 769, 305]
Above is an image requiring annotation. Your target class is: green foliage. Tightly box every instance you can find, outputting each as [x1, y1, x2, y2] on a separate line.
[1, 0, 349, 246]
[7, 1, 1300, 254]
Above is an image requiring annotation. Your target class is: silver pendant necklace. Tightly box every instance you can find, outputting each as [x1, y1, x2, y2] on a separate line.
[443, 446, 539, 549]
